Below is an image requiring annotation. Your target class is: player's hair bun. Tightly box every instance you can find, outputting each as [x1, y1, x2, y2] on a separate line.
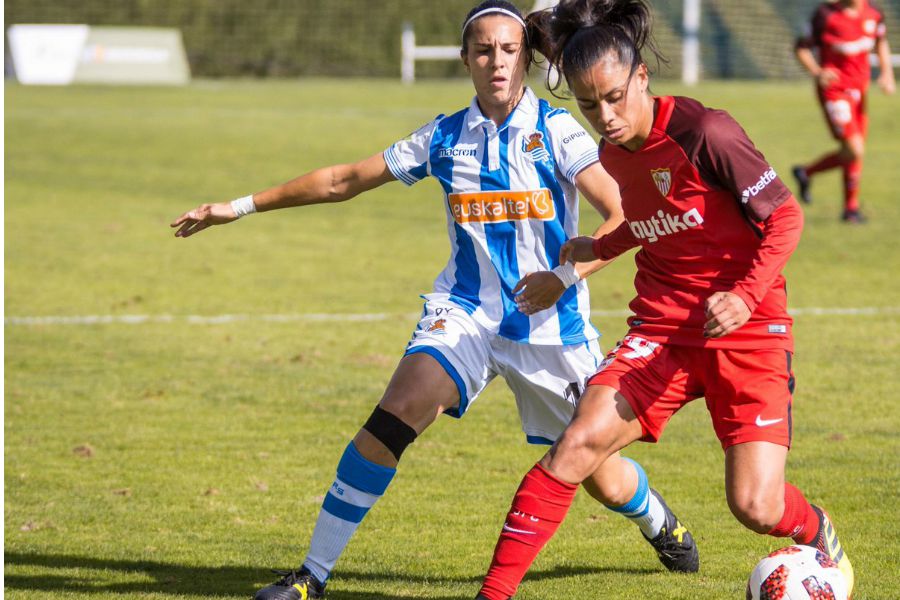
[553, 0, 651, 50]
[527, 0, 663, 94]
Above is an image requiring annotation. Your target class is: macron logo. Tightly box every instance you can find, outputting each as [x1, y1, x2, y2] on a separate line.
[742, 168, 777, 204]
[439, 145, 477, 158]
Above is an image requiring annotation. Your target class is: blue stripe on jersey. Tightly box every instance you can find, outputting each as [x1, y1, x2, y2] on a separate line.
[409, 161, 428, 181]
[429, 109, 467, 197]
[547, 107, 567, 118]
[481, 126, 530, 342]
[565, 152, 599, 183]
[448, 222, 481, 313]
[536, 100, 588, 344]
[383, 146, 417, 185]
[430, 111, 483, 310]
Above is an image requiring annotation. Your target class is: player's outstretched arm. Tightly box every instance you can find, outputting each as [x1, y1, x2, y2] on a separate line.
[170, 152, 395, 238]
[876, 37, 896, 95]
[794, 45, 837, 88]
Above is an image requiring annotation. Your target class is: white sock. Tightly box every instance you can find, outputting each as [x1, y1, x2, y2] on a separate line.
[302, 443, 396, 583]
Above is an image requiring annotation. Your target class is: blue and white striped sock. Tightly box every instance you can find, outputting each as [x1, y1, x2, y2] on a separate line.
[604, 458, 666, 538]
[303, 442, 396, 583]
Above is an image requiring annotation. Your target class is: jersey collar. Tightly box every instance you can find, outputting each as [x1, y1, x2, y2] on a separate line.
[651, 96, 676, 135]
[466, 86, 539, 132]
[603, 96, 675, 156]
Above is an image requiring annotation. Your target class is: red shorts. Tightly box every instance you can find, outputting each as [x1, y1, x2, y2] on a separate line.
[817, 86, 868, 141]
[587, 335, 794, 450]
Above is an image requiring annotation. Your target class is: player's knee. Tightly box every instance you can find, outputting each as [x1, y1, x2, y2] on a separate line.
[840, 142, 864, 161]
[727, 487, 783, 533]
[378, 388, 440, 430]
[555, 421, 615, 464]
[362, 405, 418, 461]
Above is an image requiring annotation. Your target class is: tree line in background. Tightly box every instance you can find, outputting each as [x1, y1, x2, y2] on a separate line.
[5, 0, 899, 79]
[4, 0, 504, 78]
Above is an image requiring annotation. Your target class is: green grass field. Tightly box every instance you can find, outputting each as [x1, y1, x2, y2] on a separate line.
[5, 78, 899, 599]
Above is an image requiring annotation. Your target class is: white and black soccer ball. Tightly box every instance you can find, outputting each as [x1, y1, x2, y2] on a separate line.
[746, 545, 847, 600]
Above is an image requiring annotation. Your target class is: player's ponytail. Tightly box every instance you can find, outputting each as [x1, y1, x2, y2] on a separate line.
[528, 0, 666, 94]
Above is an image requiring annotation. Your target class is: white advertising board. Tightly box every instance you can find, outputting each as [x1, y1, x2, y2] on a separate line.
[8, 25, 190, 85]
[8, 24, 89, 85]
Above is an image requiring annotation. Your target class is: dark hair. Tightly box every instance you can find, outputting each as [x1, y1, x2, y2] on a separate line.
[526, 0, 666, 94]
[461, 0, 530, 53]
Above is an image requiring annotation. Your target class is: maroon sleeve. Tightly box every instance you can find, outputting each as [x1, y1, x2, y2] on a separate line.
[796, 4, 828, 49]
[591, 220, 640, 260]
[668, 98, 792, 223]
[729, 197, 804, 313]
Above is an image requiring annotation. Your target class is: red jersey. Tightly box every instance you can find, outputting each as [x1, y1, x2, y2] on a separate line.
[593, 96, 802, 350]
[797, 1, 887, 90]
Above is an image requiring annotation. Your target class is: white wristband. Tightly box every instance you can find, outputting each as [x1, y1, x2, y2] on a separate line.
[230, 195, 256, 218]
[551, 263, 580, 289]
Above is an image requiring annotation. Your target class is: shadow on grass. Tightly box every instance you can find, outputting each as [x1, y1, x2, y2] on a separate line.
[5, 551, 658, 598]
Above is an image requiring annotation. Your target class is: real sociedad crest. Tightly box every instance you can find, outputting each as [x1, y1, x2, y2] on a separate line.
[522, 132, 551, 163]
[650, 168, 672, 197]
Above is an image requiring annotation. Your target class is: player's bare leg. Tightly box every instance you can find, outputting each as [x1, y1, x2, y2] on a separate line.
[554, 387, 698, 573]
[352, 353, 459, 467]
[725, 441, 854, 596]
[838, 134, 865, 223]
[794, 133, 866, 222]
[725, 441, 788, 533]
[255, 353, 458, 600]
[477, 387, 698, 600]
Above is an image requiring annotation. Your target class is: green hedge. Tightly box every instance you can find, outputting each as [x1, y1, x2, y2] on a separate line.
[4, 0, 530, 78]
[5, 0, 899, 79]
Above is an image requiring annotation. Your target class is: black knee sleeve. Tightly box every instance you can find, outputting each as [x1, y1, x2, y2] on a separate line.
[362, 406, 417, 460]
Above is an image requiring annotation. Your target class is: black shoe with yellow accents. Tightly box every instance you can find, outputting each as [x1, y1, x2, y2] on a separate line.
[641, 489, 699, 573]
[806, 505, 854, 598]
[254, 567, 325, 600]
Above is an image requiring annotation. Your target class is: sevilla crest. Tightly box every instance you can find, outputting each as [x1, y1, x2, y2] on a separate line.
[650, 168, 672, 197]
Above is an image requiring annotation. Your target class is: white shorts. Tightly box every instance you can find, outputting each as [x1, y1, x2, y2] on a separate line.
[405, 295, 602, 444]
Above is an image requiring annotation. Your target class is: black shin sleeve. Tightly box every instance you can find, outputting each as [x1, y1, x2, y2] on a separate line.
[362, 406, 418, 460]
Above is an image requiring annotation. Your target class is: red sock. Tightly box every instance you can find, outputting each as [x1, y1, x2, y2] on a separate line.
[804, 152, 844, 176]
[478, 464, 578, 600]
[842, 159, 862, 212]
[768, 482, 819, 544]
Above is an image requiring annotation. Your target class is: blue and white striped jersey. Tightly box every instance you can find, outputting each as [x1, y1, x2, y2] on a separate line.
[384, 88, 601, 346]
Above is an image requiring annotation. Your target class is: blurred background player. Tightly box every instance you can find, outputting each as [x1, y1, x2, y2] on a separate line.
[171, 2, 697, 598]
[792, 0, 895, 223]
[473, 1, 853, 598]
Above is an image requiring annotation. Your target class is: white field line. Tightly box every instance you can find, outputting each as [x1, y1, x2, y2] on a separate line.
[5, 306, 900, 327]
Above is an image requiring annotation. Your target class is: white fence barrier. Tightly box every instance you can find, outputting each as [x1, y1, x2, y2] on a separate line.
[400, 22, 460, 85]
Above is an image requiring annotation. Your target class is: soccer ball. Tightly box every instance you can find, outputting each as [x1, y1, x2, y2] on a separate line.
[746, 545, 847, 600]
